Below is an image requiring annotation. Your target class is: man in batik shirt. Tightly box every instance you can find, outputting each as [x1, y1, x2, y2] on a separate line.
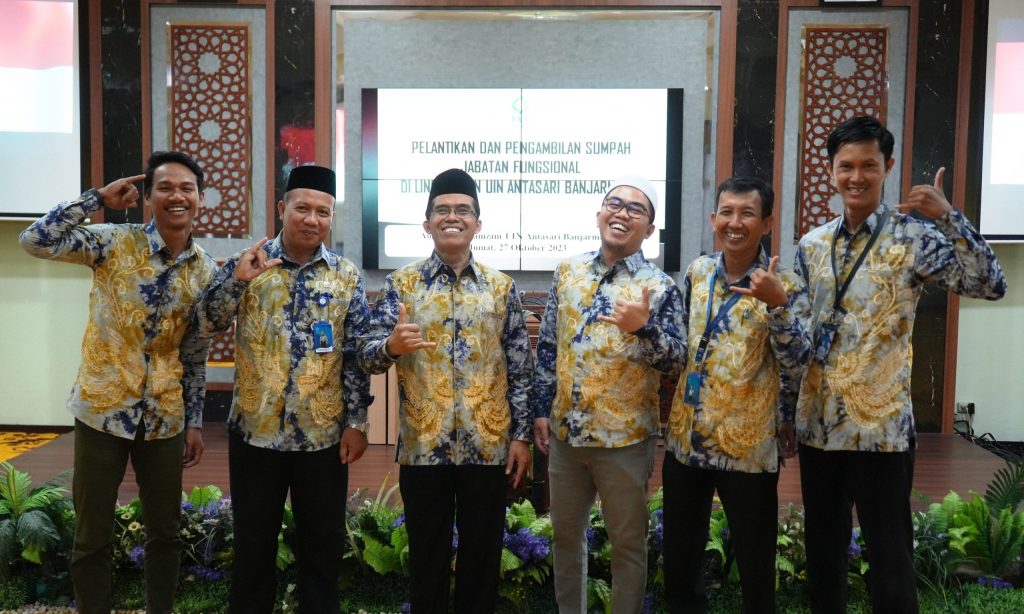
[662, 176, 812, 614]
[196, 165, 373, 613]
[365, 168, 533, 613]
[20, 151, 217, 614]
[531, 176, 685, 614]
[795, 116, 1006, 613]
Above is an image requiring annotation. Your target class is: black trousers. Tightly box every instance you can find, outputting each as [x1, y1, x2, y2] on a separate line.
[662, 452, 780, 614]
[399, 464, 507, 614]
[228, 433, 348, 614]
[798, 444, 918, 614]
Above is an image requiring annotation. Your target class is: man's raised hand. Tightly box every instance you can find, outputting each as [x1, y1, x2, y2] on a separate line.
[729, 256, 788, 309]
[234, 237, 283, 281]
[597, 286, 651, 333]
[896, 166, 954, 220]
[385, 302, 437, 357]
[97, 174, 146, 210]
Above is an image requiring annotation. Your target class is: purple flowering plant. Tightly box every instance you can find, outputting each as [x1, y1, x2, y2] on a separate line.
[498, 499, 552, 607]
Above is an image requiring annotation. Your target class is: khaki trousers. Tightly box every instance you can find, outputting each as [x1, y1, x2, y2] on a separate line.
[548, 436, 657, 614]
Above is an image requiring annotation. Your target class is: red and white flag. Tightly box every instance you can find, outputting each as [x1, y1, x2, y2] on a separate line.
[0, 0, 75, 133]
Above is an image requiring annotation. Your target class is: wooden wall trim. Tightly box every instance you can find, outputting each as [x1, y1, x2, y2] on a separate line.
[943, 0, 977, 434]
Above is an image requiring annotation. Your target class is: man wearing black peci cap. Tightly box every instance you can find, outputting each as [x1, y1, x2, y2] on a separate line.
[364, 168, 533, 613]
[197, 165, 376, 612]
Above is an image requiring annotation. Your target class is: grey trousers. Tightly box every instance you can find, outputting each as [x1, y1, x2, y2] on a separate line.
[548, 436, 657, 614]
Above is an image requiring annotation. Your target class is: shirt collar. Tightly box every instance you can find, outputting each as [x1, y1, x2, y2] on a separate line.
[592, 249, 647, 275]
[144, 221, 197, 261]
[713, 245, 770, 285]
[841, 203, 889, 237]
[270, 234, 336, 267]
[425, 251, 479, 283]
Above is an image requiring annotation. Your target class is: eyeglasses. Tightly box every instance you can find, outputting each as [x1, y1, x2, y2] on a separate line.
[430, 205, 477, 219]
[602, 197, 651, 220]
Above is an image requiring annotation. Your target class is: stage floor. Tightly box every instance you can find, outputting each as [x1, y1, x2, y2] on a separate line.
[2, 429, 1009, 512]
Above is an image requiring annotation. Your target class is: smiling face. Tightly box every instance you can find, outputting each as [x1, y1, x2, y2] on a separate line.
[423, 193, 481, 258]
[597, 185, 655, 265]
[146, 162, 203, 235]
[711, 189, 771, 267]
[828, 139, 895, 223]
[278, 188, 334, 262]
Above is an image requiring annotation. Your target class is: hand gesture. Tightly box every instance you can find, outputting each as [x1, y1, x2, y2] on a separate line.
[597, 287, 651, 333]
[234, 237, 283, 281]
[896, 167, 954, 220]
[730, 256, 788, 309]
[386, 303, 437, 357]
[97, 174, 145, 210]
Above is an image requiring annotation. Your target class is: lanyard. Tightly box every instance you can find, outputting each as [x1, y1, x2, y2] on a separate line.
[829, 208, 891, 314]
[693, 268, 747, 365]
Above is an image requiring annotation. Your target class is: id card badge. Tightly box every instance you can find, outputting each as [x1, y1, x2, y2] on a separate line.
[312, 320, 334, 354]
[683, 372, 703, 406]
[814, 321, 838, 363]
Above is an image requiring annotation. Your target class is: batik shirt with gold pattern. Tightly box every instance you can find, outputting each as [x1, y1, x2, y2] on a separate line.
[197, 237, 373, 451]
[19, 190, 216, 440]
[796, 204, 1006, 452]
[365, 253, 533, 466]
[666, 250, 812, 473]
[531, 250, 686, 448]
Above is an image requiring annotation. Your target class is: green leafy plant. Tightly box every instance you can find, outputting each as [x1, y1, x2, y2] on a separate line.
[984, 460, 1024, 515]
[775, 503, 805, 588]
[179, 485, 233, 581]
[951, 493, 1024, 579]
[0, 463, 73, 579]
[344, 475, 408, 577]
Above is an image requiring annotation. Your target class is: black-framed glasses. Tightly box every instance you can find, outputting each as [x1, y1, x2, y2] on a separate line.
[430, 205, 477, 219]
[602, 197, 651, 220]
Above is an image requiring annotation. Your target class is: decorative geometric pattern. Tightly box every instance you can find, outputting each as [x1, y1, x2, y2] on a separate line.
[796, 26, 888, 238]
[207, 323, 237, 366]
[169, 24, 251, 237]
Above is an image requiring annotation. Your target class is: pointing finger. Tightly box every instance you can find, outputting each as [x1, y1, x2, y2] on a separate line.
[125, 174, 146, 184]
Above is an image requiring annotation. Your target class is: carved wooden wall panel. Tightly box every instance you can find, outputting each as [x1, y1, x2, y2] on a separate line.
[207, 323, 236, 366]
[796, 26, 888, 238]
[169, 24, 251, 237]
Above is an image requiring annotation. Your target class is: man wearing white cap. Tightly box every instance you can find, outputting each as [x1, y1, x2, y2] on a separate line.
[531, 176, 686, 614]
[197, 165, 373, 613]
